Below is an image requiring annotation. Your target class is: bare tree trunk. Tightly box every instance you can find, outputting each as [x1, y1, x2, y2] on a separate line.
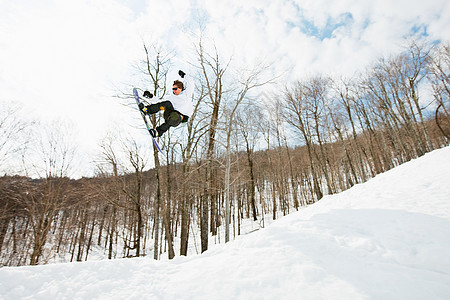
[197, 38, 226, 252]
[141, 43, 171, 259]
[180, 162, 192, 256]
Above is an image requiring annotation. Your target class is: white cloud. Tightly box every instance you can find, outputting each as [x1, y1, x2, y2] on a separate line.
[0, 0, 145, 176]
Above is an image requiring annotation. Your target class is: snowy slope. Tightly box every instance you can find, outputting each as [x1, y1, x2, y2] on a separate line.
[1, 146, 450, 300]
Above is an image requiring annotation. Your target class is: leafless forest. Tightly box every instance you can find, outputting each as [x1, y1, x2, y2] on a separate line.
[1, 39, 449, 266]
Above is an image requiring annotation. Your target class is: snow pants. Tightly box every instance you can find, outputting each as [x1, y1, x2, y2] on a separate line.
[146, 101, 188, 136]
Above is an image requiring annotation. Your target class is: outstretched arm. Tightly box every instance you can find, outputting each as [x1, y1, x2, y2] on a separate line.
[179, 70, 195, 98]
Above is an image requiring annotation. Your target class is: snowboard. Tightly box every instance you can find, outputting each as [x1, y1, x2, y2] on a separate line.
[133, 88, 164, 154]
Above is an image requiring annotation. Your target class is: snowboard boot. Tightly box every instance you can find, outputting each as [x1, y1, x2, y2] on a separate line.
[149, 129, 159, 138]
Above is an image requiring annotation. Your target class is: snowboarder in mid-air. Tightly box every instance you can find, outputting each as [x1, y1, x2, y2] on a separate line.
[139, 70, 194, 138]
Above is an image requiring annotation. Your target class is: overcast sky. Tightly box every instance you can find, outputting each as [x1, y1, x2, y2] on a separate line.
[1, 0, 449, 177]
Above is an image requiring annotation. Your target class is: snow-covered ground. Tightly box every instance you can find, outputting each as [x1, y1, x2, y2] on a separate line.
[1, 146, 450, 300]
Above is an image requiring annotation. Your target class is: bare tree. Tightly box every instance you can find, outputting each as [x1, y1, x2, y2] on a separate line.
[178, 77, 207, 256]
[96, 132, 122, 259]
[121, 139, 150, 258]
[222, 65, 275, 242]
[281, 80, 324, 200]
[196, 37, 229, 252]
[140, 42, 172, 259]
[428, 43, 450, 140]
[0, 102, 33, 174]
[25, 122, 77, 265]
[403, 39, 434, 152]
[331, 78, 368, 183]
[236, 104, 264, 219]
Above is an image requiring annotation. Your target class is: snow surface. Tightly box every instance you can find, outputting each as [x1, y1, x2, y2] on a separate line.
[1, 146, 450, 300]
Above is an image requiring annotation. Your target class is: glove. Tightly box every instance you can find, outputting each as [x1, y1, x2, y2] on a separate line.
[178, 70, 185, 78]
[143, 91, 153, 99]
[138, 103, 147, 113]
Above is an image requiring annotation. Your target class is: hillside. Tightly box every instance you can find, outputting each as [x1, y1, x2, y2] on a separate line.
[1, 146, 449, 299]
